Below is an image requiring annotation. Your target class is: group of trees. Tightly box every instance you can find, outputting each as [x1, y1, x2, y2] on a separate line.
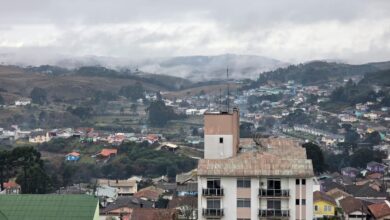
[147, 100, 184, 126]
[119, 82, 145, 101]
[303, 142, 387, 174]
[330, 79, 377, 105]
[0, 147, 52, 194]
[30, 87, 48, 105]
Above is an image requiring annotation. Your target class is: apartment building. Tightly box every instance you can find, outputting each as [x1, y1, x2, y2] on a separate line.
[198, 108, 314, 220]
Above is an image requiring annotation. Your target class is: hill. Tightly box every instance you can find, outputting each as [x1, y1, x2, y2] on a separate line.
[247, 60, 390, 87]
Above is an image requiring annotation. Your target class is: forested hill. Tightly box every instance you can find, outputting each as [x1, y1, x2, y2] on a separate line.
[360, 69, 390, 86]
[247, 60, 390, 87]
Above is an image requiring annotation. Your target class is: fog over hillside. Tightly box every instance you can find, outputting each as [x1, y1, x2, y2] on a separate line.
[0, 53, 287, 81]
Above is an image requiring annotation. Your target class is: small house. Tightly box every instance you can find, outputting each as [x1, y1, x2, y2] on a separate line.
[367, 161, 386, 173]
[65, 152, 80, 161]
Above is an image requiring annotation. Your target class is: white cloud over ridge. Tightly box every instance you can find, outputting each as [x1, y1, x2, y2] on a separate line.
[0, 0, 390, 65]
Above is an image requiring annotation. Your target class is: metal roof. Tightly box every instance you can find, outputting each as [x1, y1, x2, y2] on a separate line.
[0, 195, 98, 220]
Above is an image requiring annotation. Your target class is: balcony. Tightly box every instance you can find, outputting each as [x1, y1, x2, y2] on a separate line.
[259, 209, 290, 218]
[202, 188, 224, 197]
[202, 208, 224, 217]
[258, 189, 290, 197]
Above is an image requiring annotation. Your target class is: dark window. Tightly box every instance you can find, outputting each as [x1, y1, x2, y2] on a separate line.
[296, 199, 300, 205]
[219, 137, 223, 143]
[207, 179, 221, 188]
[207, 199, 221, 209]
[237, 178, 251, 188]
[267, 179, 281, 190]
[237, 199, 251, 208]
[302, 179, 306, 185]
[267, 200, 281, 209]
[302, 199, 306, 205]
[296, 179, 300, 185]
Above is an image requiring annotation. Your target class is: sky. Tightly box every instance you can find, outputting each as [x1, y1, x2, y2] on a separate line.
[0, 0, 390, 64]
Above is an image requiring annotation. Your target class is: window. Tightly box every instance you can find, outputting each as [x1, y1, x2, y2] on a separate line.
[302, 199, 306, 205]
[267, 179, 281, 190]
[207, 199, 221, 209]
[324, 205, 332, 212]
[219, 137, 223, 143]
[267, 200, 281, 210]
[296, 179, 300, 185]
[237, 199, 251, 208]
[302, 179, 306, 185]
[296, 199, 300, 205]
[237, 178, 251, 188]
[207, 179, 221, 189]
[314, 205, 318, 211]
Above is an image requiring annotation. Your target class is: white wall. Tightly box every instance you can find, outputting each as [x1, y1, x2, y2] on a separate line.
[204, 135, 233, 159]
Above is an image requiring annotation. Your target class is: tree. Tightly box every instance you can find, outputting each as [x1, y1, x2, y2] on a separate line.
[364, 131, 382, 146]
[147, 100, 182, 126]
[302, 142, 326, 174]
[350, 148, 386, 168]
[130, 104, 137, 113]
[30, 87, 47, 105]
[67, 106, 93, 120]
[119, 82, 144, 101]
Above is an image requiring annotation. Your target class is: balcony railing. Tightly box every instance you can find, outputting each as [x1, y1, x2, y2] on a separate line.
[202, 188, 224, 196]
[258, 189, 290, 197]
[202, 208, 224, 217]
[259, 209, 290, 217]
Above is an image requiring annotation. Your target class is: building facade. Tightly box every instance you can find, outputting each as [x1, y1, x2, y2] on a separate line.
[198, 108, 314, 220]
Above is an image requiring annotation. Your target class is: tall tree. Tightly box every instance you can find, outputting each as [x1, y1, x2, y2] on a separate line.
[30, 87, 47, 105]
[302, 142, 326, 174]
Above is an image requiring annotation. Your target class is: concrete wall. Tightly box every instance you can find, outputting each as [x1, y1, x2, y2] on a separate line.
[204, 135, 233, 159]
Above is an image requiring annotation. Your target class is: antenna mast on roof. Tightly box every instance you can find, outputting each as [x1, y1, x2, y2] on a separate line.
[226, 67, 230, 113]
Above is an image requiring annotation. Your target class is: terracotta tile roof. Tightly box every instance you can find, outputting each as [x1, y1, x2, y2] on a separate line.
[325, 188, 351, 200]
[314, 191, 336, 206]
[66, 152, 80, 157]
[368, 201, 390, 219]
[339, 196, 371, 214]
[134, 186, 164, 201]
[167, 196, 197, 209]
[3, 181, 20, 189]
[198, 150, 313, 177]
[99, 149, 118, 157]
[130, 208, 177, 220]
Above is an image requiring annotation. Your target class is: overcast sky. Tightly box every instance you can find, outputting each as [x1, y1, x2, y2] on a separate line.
[1, 0, 390, 64]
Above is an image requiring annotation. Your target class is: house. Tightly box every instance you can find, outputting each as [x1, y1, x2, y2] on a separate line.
[176, 169, 197, 185]
[368, 201, 390, 220]
[0, 194, 99, 220]
[339, 196, 372, 220]
[313, 191, 337, 219]
[97, 179, 138, 195]
[134, 186, 164, 202]
[367, 161, 386, 173]
[345, 184, 387, 203]
[1, 180, 21, 194]
[160, 143, 179, 152]
[168, 196, 198, 220]
[95, 185, 118, 206]
[65, 151, 80, 161]
[145, 134, 160, 144]
[129, 208, 178, 220]
[29, 131, 51, 143]
[341, 167, 360, 178]
[325, 188, 351, 205]
[100, 196, 153, 220]
[176, 182, 198, 197]
[94, 148, 118, 158]
[14, 99, 31, 106]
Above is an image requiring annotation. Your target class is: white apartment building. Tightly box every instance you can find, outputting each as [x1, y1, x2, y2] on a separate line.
[198, 108, 314, 220]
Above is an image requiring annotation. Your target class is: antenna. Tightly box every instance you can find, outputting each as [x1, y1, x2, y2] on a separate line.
[227, 67, 230, 112]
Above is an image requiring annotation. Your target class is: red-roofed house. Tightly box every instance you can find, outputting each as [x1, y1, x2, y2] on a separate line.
[368, 201, 390, 220]
[96, 149, 118, 157]
[1, 180, 21, 194]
